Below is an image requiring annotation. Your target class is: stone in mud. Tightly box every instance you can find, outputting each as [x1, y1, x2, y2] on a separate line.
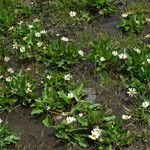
[83, 88, 96, 102]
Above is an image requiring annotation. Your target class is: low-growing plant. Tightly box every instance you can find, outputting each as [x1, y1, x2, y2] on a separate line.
[39, 39, 83, 70]
[31, 81, 82, 122]
[121, 76, 150, 124]
[0, 88, 17, 112]
[124, 46, 150, 82]
[5, 71, 37, 105]
[88, 38, 150, 83]
[9, 20, 47, 59]
[88, 38, 118, 72]
[118, 12, 147, 33]
[83, 0, 116, 15]
[55, 0, 116, 22]
[52, 97, 133, 149]
[0, 0, 32, 34]
[32, 83, 134, 149]
[0, 120, 20, 149]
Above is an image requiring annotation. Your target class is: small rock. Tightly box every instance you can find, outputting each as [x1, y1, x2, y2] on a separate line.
[83, 88, 96, 102]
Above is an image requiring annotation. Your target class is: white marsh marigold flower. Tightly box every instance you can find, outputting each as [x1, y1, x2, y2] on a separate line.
[142, 101, 150, 108]
[122, 114, 131, 120]
[61, 37, 69, 42]
[78, 50, 84, 56]
[69, 11, 76, 17]
[66, 116, 76, 124]
[67, 92, 74, 99]
[63, 74, 72, 81]
[89, 127, 102, 140]
[127, 88, 137, 97]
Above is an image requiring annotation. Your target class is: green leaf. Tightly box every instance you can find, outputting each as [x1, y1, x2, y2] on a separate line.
[31, 109, 43, 115]
[72, 83, 83, 102]
[77, 117, 88, 126]
[73, 134, 88, 147]
[57, 91, 70, 103]
[103, 115, 116, 122]
[42, 116, 51, 127]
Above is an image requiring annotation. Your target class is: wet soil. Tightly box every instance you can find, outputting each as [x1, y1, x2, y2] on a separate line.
[2, 107, 66, 150]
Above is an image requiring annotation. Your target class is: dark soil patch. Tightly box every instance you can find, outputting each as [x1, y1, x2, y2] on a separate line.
[2, 107, 65, 150]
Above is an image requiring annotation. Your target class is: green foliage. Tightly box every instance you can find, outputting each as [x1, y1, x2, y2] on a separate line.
[31, 83, 133, 149]
[58, 0, 116, 21]
[0, 0, 32, 34]
[88, 38, 118, 72]
[83, 0, 116, 15]
[53, 100, 133, 148]
[124, 46, 150, 82]
[118, 13, 147, 33]
[31, 81, 81, 116]
[5, 71, 37, 105]
[40, 39, 82, 70]
[0, 121, 20, 149]
[88, 38, 150, 83]
[9, 20, 46, 60]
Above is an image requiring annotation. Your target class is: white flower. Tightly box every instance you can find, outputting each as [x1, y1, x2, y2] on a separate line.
[127, 88, 137, 97]
[147, 58, 150, 64]
[8, 26, 15, 31]
[37, 41, 43, 47]
[118, 53, 127, 59]
[135, 20, 140, 24]
[69, 11, 76, 17]
[142, 101, 150, 108]
[78, 50, 84, 56]
[122, 114, 131, 120]
[67, 92, 74, 99]
[61, 37, 69, 42]
[0, 75, 3, 79]
[66, 116, 76, 124]
[28, 25, 33, 29]
[46, 106, 51, 110]
[56, 33, 60, 37]
[4, 56, 10, 62]
[89, 127, 102, 140]
[23, 36, 28, 41]
[79, 113, 83, 117]
[34, 18, 40, 22]
[0, 119, 3, 124]
[26, 67, 31, 71]
[93, 127, 102, 134]
[133, 48, 141, 53]
[12, 41, 19, 49]
[35, 32, 41, 38]
[89, 131, 100, 140]
[46, 75, 52, 80]
[18, 20, 23, 25]
[100, 57, 105, 62]
[40, 30, 47, 34]
[112, 51, 118, 56]
[145, 34, 150, 38]
[64, 74, 72, 81]
[26, 87, 32, 93]
[122, 13, 128, 18]
[7, 68, 14, 74]
[146, 18, 150, 22]
[20, 47, 26, 53]
[6, 76, 12, 82]
[26, 83, 32, 88]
